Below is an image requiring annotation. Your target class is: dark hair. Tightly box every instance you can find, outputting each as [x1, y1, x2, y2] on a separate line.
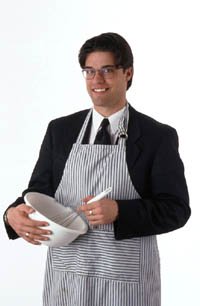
[78, 32, 134, 90]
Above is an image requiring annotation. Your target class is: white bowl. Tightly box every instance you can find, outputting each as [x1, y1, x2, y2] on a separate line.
[24, 192, 88, 247]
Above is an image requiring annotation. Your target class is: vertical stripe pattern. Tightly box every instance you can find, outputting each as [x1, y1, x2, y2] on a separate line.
[43, 108, 161, 306]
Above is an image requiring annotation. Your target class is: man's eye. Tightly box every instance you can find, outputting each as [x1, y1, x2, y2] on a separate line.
[86, 69, 94, 75]
[102, 68, 114, 74]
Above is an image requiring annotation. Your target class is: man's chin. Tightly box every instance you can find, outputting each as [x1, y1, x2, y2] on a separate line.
[91, 99, 109, 108]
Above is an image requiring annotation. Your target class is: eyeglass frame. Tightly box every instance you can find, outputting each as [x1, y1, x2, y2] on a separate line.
[82, 65, 123, 80]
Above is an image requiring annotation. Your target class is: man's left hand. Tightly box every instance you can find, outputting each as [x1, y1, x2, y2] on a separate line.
[78, 196, 119, 225]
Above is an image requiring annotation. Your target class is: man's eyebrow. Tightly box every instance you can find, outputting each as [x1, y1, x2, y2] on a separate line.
[83, 66, 94, 69]
[83, 65, 115, 69]
[101, 65, 115, 68]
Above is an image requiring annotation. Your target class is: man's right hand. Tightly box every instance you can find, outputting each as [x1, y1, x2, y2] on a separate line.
[6, 204, 52, 245]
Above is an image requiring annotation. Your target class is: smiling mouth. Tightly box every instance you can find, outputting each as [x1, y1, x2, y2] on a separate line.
[93, 88, 109, 93]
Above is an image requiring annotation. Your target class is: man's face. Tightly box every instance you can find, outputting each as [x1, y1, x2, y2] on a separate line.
[84, 51, 133, 115]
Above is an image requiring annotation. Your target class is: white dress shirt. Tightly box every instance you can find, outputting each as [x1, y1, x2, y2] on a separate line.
[89, 106, 126, 144]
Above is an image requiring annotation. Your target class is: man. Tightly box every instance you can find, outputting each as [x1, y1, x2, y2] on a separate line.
[3, 32, 190, 306]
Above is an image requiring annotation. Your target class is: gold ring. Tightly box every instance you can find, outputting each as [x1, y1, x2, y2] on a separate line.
[25, 232, 30, 237]
[89, 210, 93, 216]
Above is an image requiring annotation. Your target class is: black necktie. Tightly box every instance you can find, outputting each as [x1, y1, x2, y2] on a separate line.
[94, 118, 111, 145]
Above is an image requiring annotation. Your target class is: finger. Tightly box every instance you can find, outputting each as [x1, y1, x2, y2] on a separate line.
[85, 207, 100, 217]
[21, 225, 52, 236]
[88, 213, 103, 221]
[78, 202, 98, 212]
[24, 236, 41, 245]
[26, 232, 50, 242]
[89, 218, 105, 225]
[89, 213, 110, 225]
[21, 230, 51, 245]
[23, 235, 42, 245]
[19, 231, 41, 245]
[14, 218, 49, 234]
[8, 206, 49, 227]
[81, 195, 94, 203]
[26, 218, 50, 227]
[18, 204, 35, 214]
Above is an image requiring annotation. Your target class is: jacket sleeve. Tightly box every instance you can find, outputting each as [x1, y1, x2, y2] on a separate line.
[114, 127, 191, 239]
[3, 110, 87, 240]
[3, 122, 54, 239]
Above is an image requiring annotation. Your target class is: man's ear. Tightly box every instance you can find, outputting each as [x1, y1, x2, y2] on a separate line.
[126, 67, 134, 81]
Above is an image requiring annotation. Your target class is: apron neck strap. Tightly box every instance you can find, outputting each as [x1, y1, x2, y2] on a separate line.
[76, 109, 93, 144]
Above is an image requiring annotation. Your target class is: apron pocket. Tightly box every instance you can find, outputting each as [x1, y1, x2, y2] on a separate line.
[51, 230, 141, 283]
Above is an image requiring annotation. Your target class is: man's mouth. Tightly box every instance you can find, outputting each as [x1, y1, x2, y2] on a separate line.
[93, 88, 108, 93]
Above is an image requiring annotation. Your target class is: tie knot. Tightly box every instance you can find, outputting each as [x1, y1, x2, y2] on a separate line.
[100, 118, 110, 129]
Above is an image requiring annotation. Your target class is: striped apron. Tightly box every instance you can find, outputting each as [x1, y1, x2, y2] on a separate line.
[43, 108, 161, 306]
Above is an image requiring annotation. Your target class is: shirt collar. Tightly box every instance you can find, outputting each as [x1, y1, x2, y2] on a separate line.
[92, 106, 126, 136]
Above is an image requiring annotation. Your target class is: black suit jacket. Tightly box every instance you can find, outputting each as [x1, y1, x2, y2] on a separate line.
[4, 105, 190, 240]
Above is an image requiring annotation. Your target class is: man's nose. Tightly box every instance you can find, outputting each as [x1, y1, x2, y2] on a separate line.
[93, 70, 105, 82]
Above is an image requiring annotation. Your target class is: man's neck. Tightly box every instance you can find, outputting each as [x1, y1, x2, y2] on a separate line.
[93, 103, 127, 117]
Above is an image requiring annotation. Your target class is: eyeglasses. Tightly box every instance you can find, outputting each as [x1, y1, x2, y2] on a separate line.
[82, 65, 123, 80]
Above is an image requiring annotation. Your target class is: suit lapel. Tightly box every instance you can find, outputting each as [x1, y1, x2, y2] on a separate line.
[126, 105, 142, 168]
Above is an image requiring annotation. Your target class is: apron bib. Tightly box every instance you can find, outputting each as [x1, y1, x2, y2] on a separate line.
[43, 107, 161, 306]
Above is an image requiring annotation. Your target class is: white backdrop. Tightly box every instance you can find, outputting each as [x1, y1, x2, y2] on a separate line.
[0, 1, 199, 305]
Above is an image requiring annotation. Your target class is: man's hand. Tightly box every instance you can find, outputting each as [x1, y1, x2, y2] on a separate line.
[78, 196, 119, 226]
[6, 204, 52, 245]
